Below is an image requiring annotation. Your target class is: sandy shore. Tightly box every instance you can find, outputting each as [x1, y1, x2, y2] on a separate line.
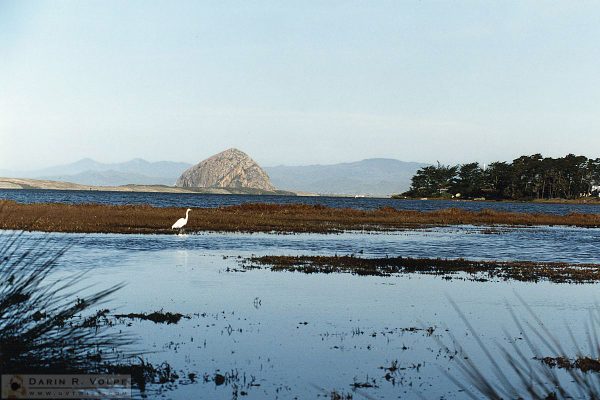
[0, 177, 297, 195]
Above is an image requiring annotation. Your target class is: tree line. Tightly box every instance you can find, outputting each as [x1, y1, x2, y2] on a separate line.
[403, 154, 600, 200]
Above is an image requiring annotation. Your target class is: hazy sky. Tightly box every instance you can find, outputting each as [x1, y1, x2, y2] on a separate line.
[1, 1, 600, 170]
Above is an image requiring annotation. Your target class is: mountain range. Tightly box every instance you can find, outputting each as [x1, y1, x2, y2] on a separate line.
[0, 158, 192, 187]
[0, 157, 427, 196]
[264, 159, 427, 196]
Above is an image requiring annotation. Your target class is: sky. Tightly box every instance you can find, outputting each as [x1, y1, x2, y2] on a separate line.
[1, 1, 600, 170]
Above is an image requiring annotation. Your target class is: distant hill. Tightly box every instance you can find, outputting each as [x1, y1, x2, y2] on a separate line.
[0, 176, 296, 195]
[264, 158, 428, 197]
[0, 158, 192, 186]
[39, 170, 178, 186]
[0, 157, 427, 196]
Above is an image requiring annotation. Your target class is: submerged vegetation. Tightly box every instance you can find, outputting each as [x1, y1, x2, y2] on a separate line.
[3, 200, 600, 234]
[246, 255, 600, 283]
[404, 153, 600, 200]
[540, 356, 600, 373]
[114, 311, 188, 324]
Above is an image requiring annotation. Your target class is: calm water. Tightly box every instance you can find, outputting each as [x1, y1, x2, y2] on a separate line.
[2, 188, 600, 215]
[5, 226, 599, 399]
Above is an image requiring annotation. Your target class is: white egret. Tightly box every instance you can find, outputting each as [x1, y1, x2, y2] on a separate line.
[172, 208, 192, 234]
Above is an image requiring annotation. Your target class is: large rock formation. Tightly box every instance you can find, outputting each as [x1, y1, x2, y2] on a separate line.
[176, 148, 276, 191]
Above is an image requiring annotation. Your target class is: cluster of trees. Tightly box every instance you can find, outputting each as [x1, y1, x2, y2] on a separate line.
[404, 154, 600, 200]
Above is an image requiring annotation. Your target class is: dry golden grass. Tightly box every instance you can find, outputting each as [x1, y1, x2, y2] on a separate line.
[1, 200, 600, 234]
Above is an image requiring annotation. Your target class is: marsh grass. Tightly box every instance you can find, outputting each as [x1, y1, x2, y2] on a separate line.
[442, 296, 600, 399]
[247, 255, 600, 283]
[2, 200, 600, 234]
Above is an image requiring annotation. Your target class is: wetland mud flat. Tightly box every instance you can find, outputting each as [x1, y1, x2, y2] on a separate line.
[247, 255, 600, 283]
[3, 200, 600, 234]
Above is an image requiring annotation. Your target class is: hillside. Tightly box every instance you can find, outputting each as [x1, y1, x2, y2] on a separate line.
[0, 177, 294, 195]
[0, 158, 191, 186]
[177, 148, 276, 191]
[1, 156, 427, 196]
[265, 158, 427, 197]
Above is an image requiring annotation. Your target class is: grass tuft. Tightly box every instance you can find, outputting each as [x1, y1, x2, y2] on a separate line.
[0, 228, 132, 375]
[440, 296, 600, 399]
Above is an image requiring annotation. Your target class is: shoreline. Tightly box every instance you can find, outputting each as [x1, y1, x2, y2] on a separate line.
[3, 178, 600, 204]
[2, 200, 600, 234]
[0, 177, 300, 196]
[393, 196, 600, 205]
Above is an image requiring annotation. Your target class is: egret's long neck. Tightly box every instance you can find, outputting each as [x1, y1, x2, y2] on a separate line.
[185, 210, 190, 220]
